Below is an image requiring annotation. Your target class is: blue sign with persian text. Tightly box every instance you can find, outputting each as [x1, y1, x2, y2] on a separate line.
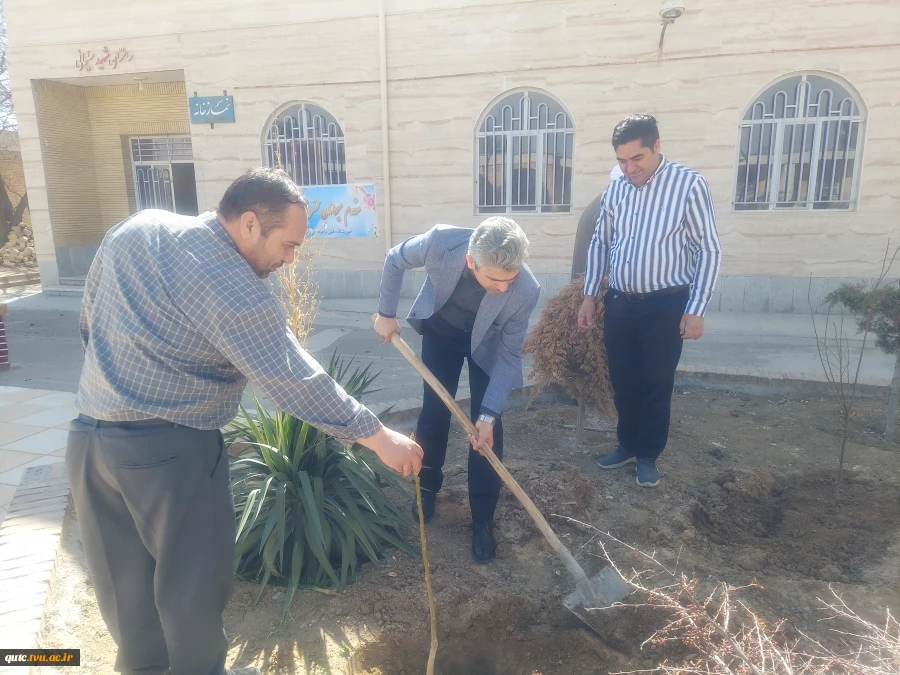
[189, 96, 235, 124]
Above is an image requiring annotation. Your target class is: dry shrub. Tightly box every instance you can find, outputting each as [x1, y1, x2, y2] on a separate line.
[272, 237, 319, 348]
[555, 516, 899, 675]
[523, 277, 613, 415]
[619, 578, 900, 675]
[268, 122, 320, 349]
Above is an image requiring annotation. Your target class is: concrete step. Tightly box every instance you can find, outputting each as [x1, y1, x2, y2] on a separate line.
[44, 285, 84, 297]
[0, 271, 41, 290]
[59, 276, 87, 287]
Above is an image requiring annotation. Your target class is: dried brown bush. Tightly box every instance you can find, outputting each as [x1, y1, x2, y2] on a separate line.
[555, 516, 899, 675]
[268, 121, 320, 348]
[523, 277, 614, 416]
[272, 236, 319, 348]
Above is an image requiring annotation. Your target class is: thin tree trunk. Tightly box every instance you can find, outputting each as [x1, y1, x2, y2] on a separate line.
[886, 354, 900, 439]
[0, 175, 13, 246]
[837, 405, 850, 503]
[576, 399, 586, 445]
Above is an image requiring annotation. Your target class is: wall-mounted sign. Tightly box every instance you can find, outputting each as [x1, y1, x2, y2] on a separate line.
[189, 95, 235, 124]
[305, 184, 377, 238]
[76, 47, 134, 72]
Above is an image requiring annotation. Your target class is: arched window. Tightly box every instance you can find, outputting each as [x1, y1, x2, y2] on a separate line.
[476, 90, 574, 214]
[263, 103, 346, 186]
[734, 74, 865, 211]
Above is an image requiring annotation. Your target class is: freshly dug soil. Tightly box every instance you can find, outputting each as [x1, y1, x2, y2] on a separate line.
[39, 386, 900, 674]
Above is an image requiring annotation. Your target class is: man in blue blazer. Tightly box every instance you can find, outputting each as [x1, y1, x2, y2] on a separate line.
[374, 217, 540, 562]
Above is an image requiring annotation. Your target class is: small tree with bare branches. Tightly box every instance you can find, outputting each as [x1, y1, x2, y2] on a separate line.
[825, 280, 900, 439]
[808, 243, 900, 501]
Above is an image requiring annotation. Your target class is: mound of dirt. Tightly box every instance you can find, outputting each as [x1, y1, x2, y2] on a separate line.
[690, 470, 900, 582]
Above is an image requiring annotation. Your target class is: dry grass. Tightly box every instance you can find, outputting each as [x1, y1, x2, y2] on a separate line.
[523, 277, 614, 415]
[267, 119, 321, 348]
[272, 236, 319, 348]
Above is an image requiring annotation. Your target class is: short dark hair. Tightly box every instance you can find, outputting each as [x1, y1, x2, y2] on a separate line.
[217, 168, 309, 235]
[612, 114, 660, 150]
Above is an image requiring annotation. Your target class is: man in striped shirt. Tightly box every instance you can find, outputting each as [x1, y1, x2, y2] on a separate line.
[577, 114, 721, 487]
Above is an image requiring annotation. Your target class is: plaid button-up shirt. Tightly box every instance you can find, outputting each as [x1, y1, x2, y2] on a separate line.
[75, 210, 382, 440]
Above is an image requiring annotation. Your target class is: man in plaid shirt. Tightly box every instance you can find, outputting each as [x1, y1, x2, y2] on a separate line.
[67, 168, 423, 675]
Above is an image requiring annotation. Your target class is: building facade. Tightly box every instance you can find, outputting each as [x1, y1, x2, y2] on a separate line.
[4, 0, 900, 311]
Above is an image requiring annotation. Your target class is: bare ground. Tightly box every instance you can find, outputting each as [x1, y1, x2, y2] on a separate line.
[39, 385, 900, 674]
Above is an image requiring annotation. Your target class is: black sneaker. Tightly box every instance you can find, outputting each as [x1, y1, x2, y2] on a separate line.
[636, 458, 661, 487]
[597, 445, 637, 469]
[472, 521, 496, 563]
[411, 490, 435, 524]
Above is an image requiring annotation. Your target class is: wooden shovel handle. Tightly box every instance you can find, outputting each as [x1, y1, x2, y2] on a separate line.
[390, 333, 595, 596]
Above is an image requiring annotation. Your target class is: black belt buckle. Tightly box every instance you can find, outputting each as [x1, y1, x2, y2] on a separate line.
[624, 292, 646, 302]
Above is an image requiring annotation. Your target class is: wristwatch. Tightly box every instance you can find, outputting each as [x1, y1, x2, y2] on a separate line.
[477, 413, 495, 425]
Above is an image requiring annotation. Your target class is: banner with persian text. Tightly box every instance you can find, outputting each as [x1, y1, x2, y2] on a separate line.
[304, 184, 377, 238]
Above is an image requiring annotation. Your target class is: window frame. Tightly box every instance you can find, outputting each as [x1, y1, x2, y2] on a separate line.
[262, 102, 347, 187]
[129, 135, 194, 213]
[732, 72, 867, 213]
[473, 88, 576, 216]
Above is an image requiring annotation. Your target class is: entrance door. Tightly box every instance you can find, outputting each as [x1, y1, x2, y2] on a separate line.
[171, 163, 199, 215]
[131, 137, 199, 216]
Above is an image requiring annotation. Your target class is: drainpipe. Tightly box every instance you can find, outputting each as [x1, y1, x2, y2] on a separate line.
[377, 0, 393, 254]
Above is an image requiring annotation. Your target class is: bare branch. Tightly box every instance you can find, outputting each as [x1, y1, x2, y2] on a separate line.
[558, 521, 896, 675]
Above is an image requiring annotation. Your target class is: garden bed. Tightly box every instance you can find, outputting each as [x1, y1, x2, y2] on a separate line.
[40, 385, 900, 674]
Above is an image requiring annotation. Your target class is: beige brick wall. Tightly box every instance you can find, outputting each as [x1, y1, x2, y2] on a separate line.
[32, 80, 189, 248]
[85, 82, 190, 230]
[32, 81, 102, 249]
[5, 0, 900, 282]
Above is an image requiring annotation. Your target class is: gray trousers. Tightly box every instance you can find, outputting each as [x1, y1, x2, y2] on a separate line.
[65, 417, 236, 675]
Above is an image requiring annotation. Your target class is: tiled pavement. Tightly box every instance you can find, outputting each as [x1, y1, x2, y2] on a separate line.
[0, 386, 73, 527]
[0, 461, 70, 655]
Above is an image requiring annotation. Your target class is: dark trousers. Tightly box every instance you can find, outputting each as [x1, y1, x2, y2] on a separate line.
[415, 329, 504, 525]
[65, 417, 236, 675]
[603, 287, 689, 460]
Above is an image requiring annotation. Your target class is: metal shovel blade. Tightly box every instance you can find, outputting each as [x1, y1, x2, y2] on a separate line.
[563, 566, 630, 635]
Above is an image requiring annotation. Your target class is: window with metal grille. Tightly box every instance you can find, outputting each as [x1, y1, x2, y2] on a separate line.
[734, 74, 865, 211]
[130, 136, 193, 163]
[476, 90, 574, 214]
[130, 136, 194, 213]
[263, 103, 346, 186]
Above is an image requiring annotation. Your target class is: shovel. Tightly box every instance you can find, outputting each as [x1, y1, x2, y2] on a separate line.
[390, 333, 629, 621]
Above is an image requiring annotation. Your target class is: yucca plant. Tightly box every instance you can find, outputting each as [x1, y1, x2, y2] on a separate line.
[225, 353, 412, 619]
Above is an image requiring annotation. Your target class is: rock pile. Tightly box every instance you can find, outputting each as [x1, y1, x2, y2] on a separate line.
[1, 223, 36, 269]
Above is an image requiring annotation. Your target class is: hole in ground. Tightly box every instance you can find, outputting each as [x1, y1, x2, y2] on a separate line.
[348, 629, 627, 675]
[691, 470, 900, 582]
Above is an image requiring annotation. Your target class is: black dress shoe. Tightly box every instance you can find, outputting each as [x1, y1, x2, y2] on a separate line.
[472, 521, 496, 563]
[411, 490, 435, 524]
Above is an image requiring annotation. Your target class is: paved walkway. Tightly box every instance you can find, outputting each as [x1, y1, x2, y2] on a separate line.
[0, 386, 71, 525]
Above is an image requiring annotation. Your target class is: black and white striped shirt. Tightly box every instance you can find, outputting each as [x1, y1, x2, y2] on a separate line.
[583, 158, 721, 316]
